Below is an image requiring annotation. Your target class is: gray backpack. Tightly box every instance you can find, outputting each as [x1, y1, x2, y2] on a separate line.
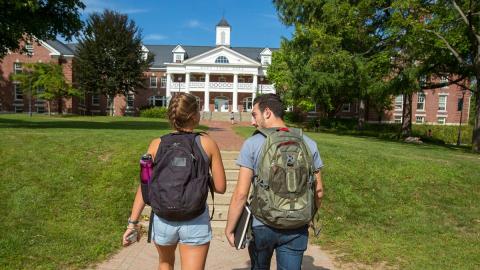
[250, 127, 317, 229]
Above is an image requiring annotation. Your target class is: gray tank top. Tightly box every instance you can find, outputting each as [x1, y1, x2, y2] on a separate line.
[195, 135, 210, 164]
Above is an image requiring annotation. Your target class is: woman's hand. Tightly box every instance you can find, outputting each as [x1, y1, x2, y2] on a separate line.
[122, 226, 139, 246]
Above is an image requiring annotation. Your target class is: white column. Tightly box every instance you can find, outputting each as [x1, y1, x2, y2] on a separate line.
[166, 73, 172, 99]
[185, 72, 190, 93]
[252, 91, 256, 101]
[233, 73, 238, 112]
[204, 73, 210, 112]
[252, 74, 258, 94]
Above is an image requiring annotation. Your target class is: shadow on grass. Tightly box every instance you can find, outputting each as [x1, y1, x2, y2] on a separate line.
[0, 117, 172, 131]
[312, 128, 475, 154]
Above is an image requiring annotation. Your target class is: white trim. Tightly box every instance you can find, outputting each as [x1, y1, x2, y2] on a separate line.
[260, 48, 272, 55]
[172, 45, 186, 53]
[183, 46, 261, 66]
[38, 40, 61, 56]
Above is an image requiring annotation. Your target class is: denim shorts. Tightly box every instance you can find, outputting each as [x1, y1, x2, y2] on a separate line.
[152, 206, 212, 246]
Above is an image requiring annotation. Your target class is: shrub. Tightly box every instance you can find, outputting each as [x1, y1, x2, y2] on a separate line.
[284, 111, 305, 123]
[140, 106, 168, 118]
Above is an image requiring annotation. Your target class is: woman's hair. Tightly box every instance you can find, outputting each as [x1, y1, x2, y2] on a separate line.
[167, 93, 199, 130]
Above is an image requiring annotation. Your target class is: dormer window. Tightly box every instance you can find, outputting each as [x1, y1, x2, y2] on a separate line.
[262, 56, 271, 65]
[175, 54, 183, 63]
[25, 43, 34, 56]
[215, 56, 229, 64]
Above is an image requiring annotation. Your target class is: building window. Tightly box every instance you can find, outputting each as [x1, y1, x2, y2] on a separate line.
[262, 56, 271, 65]
[417, 93, 425, 111]
[238, 77, 245, 83]
[127, 93, 134, 108]
[415, 116, 425, 124]
[440, 76, 448, 88]
[14, 106, 23, 113]
[437, 117, 446, 125]
[148, 96, 167, 107]
[92, 94, 100, 105]
[14, 84, 23, 100]
[221, 31, 226, 44]
[341, 103, 351, 112]
[438, 95, 447, 111]
[160, 77, 167, 88]
[218, 76, 226, 82]
[215, 56, 229, 64]
[394, 115, 402, 123]
[150, 76, 157, 88]
[14, 63, 22, 74]
[395, 95, 403, 110]
[36, 105, 45, 113]
[175, 54, 183, 63]
[25, 43, 34, 55]
[199, 76, 205, 82]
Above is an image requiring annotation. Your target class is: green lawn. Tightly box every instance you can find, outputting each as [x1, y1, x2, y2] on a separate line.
[235, 126, 480, 270]
[0, 115, 206, 269]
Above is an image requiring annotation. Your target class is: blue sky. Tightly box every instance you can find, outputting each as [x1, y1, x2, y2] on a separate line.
[76, 0, 293, 48]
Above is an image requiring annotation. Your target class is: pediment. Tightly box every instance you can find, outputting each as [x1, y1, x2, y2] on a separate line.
[172, 45, 185, 53]
[183, 46, 260, 66]
[260, 48, 272, 55]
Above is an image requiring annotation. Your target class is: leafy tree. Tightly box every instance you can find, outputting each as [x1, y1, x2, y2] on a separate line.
[73, 10, 154, 116]
[270, 0, 393, 129]
[11, 63, 79, 115]
[0, 0, 85, 59]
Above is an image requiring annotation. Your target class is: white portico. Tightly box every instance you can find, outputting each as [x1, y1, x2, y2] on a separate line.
[162, 18, 275, 112]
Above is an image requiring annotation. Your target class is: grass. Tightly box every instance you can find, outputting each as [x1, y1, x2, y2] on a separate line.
[0, 114, 206, 269]
[234, 126, 480, 270]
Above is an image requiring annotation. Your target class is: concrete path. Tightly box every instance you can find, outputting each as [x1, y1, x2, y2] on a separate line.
[92, 121, 337, 270]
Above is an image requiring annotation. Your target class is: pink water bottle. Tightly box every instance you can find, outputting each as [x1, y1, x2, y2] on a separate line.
[140, 153, 153, 184]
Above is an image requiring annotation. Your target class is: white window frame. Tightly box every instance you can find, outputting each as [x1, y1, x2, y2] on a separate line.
[395, 95, 403, 111]
[150, 76, 157, 88]
[25, 43, 34, 55]
[174, 53, 184, 63]
[14, 105, 23, 113]
[394, 115, 402, 124]
[160, 77, 167, 88]
[417, 93, 425, 111]
[148, 96, 167, 107]
[14, 84, 23, 101]
[92, 94, 100, 105]
[215, 56, 229, 64]
[438, 95, 447, 111]
[14, 63, 22, 74]
[415, 116, 425, 124]
[440, 76, 449, 88]
[437, 117, 446, 125]
[341, 103, 351, 112]
[127, 93, 134, 108]
[262, 56, 271, 65]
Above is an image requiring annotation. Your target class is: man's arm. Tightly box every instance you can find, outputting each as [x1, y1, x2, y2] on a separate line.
[314, 171, 324, 208]
[224, 166, 253, 247]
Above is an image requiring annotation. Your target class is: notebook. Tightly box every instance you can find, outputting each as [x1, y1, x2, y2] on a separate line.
[234, 205, 252, 250]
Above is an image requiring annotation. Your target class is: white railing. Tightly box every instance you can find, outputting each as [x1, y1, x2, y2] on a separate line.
[209, 82, 233, 89]
[189, 81, 205, 88]
[258, 84, 274, 92]
[238, 83, 252, 89]
[170, 82, 185, 89]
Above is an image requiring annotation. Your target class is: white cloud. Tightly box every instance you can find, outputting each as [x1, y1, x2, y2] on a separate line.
[144, 34, 168, 41]
[82, 0, 148, 14]
[186, 20, 200, 28]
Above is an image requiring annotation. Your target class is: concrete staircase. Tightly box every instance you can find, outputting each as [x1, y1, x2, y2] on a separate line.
[202, 111, 251, 122]
[141, 151, 239, 230]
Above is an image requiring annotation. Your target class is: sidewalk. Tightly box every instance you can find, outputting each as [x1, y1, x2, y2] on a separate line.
[92, 121, 337, 269]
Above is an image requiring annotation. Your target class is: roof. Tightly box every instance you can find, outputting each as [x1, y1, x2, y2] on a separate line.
[45, 40, 277, 68]
[216, 18, 230, 27]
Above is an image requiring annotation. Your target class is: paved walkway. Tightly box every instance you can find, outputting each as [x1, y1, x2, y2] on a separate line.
[92, 121, 337, 270]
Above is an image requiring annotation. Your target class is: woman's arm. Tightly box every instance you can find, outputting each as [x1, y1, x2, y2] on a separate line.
[201, 134, 226, 194]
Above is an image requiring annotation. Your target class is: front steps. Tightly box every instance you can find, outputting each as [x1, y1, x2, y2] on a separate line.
[141, 151, 240, 230]
[201, 111, 251, 122]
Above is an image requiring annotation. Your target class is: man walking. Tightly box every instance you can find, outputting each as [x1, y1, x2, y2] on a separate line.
[225, 94, 324, 269]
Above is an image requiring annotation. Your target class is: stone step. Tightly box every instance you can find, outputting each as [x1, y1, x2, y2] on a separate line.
[222, 159, 238, 170]
[220, 151, 240, 161]
[225, 169, 239, 181]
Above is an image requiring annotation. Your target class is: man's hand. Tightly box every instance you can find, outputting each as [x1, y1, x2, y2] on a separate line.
[225, 229, 235, 247]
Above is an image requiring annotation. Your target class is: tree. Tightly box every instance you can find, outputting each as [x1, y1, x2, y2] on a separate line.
[0, 0, 85, 59]
[11, 63, 79, 115]
[34, 63, 80, 115]
[74, 10, 154, 116]
[270, 0, 393, 128]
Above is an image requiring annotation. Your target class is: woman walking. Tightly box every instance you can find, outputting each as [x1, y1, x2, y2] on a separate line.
[123, 93, 226, 270]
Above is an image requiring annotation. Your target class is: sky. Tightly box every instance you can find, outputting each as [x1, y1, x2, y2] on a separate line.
[73, 0, 293, 48]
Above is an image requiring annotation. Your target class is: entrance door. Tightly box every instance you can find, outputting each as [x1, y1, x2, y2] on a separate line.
[214, 96, 229, 112]
[243, 97, 253, 112]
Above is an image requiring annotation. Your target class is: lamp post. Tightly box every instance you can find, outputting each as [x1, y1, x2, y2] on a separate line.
[178, 76, 183, 93]
[259, 77, 264, 94]
[457, 89, 467, 146]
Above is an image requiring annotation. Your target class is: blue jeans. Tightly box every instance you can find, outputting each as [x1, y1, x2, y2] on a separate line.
[248, 225, 308, 270]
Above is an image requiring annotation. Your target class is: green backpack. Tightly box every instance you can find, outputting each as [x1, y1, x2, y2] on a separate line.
[250, 127, 318, 230]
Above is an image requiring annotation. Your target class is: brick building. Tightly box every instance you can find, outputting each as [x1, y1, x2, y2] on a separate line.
[0, 18, 471, 124]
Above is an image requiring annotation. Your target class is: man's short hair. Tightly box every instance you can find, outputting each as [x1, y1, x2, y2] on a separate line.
[253, 94, 285, 119]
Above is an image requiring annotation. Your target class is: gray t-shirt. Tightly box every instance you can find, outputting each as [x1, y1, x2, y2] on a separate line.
[236, 132, 324, 226]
